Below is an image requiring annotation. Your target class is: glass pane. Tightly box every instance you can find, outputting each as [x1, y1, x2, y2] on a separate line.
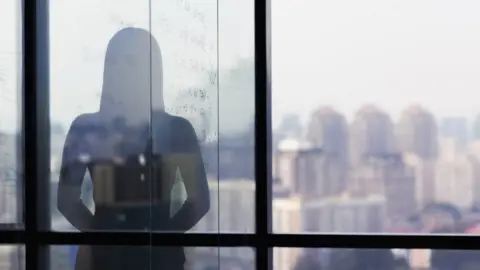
[49, 0, 219, 233]
[274, 248, 480, 270]
[50, 246, 254, 270]
[191, 0, 255, 234]
[272, 0, 480, 234]
[149, 0, 218, 233]
[0, 246, 24, 270]
[0, 0, 23, 226]
[49, 0, 151, 232]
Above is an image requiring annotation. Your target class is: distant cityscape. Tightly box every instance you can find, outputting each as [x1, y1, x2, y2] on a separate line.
[3, 103, 480, 268]
[272, 104, 480, 269]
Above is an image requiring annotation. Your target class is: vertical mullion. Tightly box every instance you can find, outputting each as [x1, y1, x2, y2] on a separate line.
[36, 0, 51, 268]
[37, 1, 51, 269]
[23, 0, 38, 267]
[24, 0, 51, 269]
[17, 0, 24, 229]
[254, 0, 270, 269]
[266, 0, 273, 267]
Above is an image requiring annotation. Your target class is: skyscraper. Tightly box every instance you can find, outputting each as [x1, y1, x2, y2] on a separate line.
[472, 114, 480, 141]
[350, 104, 395, 166]
[274, 140, 347, 199]
[396, 105, 438, 159]
[440, 117, 468, 151]
[306, 106, 348, 164]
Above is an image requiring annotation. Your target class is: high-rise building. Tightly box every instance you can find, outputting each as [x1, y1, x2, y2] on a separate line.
[272, 195, 302, 270]
[0, 246, 23, 270]
[274, 139, 309, 193]
[272, 195, 302, 233]
[435, 154, 480, 209]
[350, 105, 395, 166]
[396, 105, 438, 159]
[201, 134, 254, 180]
[439, 137, 460, 160]
[351, 153, 417, 224]
[0, 133, 20, 224]
[472, 114, 480, 141]
[302, 193, 386, 233]
[440, 117, 468, 151]
[274, 139, 347, 199]
[403, 153, 437, 210]
[306, 106, 348, 163]
[193, 179, 255, 264]
[193, 179, 255, 233]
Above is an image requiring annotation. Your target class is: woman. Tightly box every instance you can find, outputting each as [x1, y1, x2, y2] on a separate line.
[58, 27, 210, 270]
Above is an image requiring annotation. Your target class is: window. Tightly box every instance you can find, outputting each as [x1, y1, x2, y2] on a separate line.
[4, 0, 477, 269]
[0, 0, 22, 229]
[274, 248, 480, 270]
[8, 0, 258, 268]
[271, 0, 480, 269]
[49, 246, 254, 270]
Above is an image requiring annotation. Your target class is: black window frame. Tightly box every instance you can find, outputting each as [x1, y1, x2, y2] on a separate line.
[0, 0, 476, 269]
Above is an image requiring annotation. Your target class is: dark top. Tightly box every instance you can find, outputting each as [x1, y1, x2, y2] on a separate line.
[59, 111, 209, 269]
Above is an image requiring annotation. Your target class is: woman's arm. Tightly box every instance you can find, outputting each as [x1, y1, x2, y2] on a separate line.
[168, 119, 210, 232]
[57, 116, 94, 231]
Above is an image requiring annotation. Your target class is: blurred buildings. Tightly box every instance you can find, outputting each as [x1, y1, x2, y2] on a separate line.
[396, 105, 438, 160]
[349, 105, 395, 166]
[272, 105, 480, 269]
[6, 106, 480, 268]
[306, 107, 348, 164]
[192, 179, 255, 268]
[441, 117, 468, 151]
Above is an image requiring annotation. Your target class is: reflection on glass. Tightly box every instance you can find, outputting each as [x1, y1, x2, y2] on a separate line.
[55, 27, 211, 269]
[57, 28, 210, 234]
[275, 248, 480, 270]
[50, 0, 219, 233]
[0, 246, 24, 270]
[189, 0, 256, 234]
[272, 0, 480, 235]
[50, 246, 254, 270]
[0, 0, 22, 226]
[50, 0, 221, 268]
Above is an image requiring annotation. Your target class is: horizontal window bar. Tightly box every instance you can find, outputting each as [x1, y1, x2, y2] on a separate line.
[0, 231, 479, 250]
[269, 234, 480, 250]
[0, 232, 256, 247]
[0, 231, 25, 243]
[39, 232, 256, 247]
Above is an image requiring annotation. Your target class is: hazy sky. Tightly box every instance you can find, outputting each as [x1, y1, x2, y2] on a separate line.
[272, 0, 480, 127]
[0, 0, 254, 135]
[2, 0, 480, 133]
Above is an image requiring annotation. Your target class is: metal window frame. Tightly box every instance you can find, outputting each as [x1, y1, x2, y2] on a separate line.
[2, 0, 475, 270]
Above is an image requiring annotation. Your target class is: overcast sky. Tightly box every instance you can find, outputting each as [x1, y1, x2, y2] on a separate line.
[2, 0, 480, 132]
[272, 0, 480, 127]
[0, 0, 255, 135]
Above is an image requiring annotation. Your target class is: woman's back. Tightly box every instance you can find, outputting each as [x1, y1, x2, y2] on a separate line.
[69, 111, 192, 230]
[59, 27, 209, 269]
[67, 111, 192, 269]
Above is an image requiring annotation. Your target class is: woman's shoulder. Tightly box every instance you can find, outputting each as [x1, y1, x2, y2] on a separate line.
[69, 113, 102, 132]
[151, 112, 198, 152]
[152, 111, 194, 131]
[71, 112, 99, 125]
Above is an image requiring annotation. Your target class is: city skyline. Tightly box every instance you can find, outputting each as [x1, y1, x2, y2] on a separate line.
[4, 0, 480, 268]
[276, 104, 480, 135]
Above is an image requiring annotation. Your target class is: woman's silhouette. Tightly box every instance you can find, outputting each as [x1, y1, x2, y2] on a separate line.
[57, 27, 210, 269]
